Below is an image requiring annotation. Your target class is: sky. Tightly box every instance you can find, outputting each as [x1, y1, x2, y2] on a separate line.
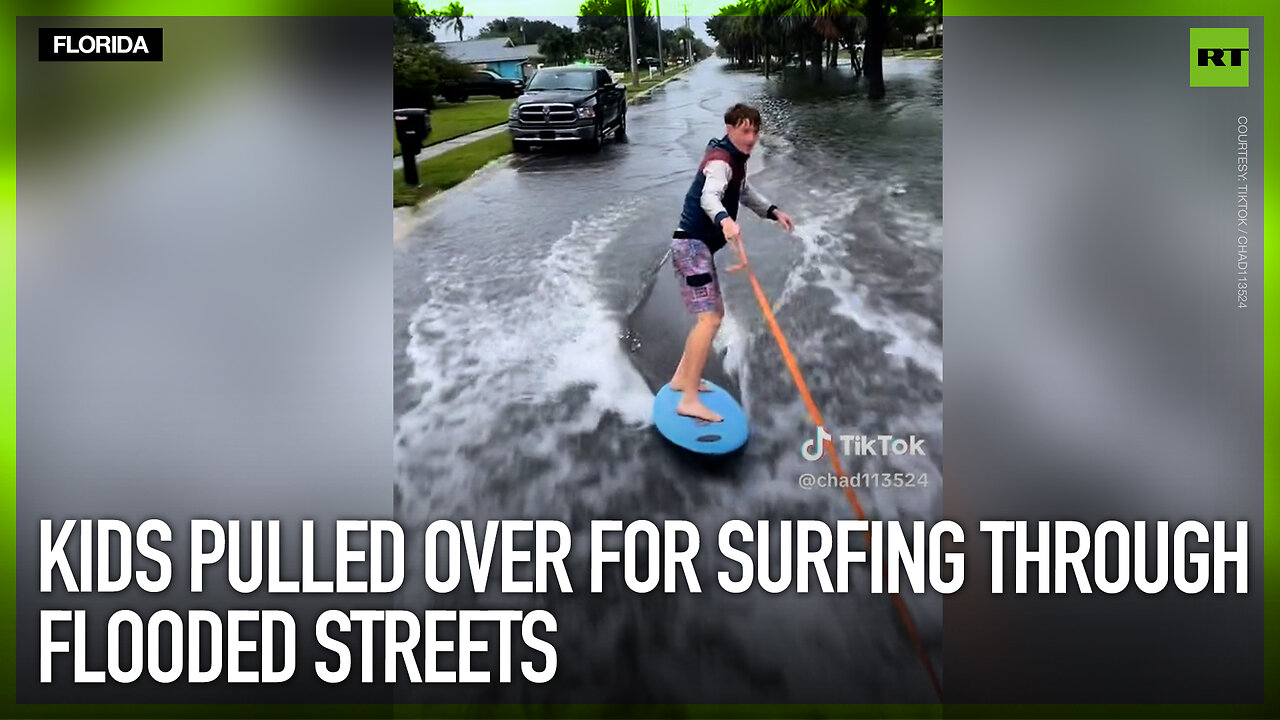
[453, 8, 719, 43]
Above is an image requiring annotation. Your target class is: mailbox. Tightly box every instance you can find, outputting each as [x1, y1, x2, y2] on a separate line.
[394, 108, 430, 155]
[395, 108, 430, 188]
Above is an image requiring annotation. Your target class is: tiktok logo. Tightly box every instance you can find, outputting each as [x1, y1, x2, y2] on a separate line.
[801, 425, 832, 461]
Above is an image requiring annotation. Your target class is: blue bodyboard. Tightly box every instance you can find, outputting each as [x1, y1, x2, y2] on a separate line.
[652, 381, 749, 455]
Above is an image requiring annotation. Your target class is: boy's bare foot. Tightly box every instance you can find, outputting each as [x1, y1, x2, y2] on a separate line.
[676, 398, 723, 423]
[669, 379, 712, 393]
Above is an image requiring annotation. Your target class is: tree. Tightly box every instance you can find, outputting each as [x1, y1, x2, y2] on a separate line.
[579, 0, 660, 64]
[476, 18, 512, 39]
[477, 18, 569, 46]
[604, 25, 630, 68]
[673, 30, 711, 62]
[706, 0, 932, 98]
[429, 2, 472, 41]
[579, 26, 608, 60]
[579, 0, 640, 31]
[660, 28, 679, 62]
[522, 20, 571, 46]
[393, 0, 435, 43]
[538, 27, 581, 65]
[862, 0, 887, 97]
[924, 0, 940, 47]
[706, 5, 756, 67]
[393, 43, 469, 109]
[891, 0, 929, 48]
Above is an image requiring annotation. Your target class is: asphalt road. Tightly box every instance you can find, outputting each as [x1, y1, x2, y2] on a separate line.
[392, 56, 944, 704]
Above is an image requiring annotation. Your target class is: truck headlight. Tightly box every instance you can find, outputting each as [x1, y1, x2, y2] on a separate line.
[576, 105, 596, 119]
[508, 104, 519, 120]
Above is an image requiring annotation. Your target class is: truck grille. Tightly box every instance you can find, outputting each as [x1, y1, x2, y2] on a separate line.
[518, 103, 577, 125]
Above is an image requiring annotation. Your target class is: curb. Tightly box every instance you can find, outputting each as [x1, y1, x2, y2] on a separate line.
[394, 119, 510, 159]
[394, 154, 511, 243]
[631, 64, 698, 101]
[394, 124, 509, 171]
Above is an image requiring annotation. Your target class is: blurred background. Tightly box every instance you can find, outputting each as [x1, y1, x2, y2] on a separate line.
[15, 14, 394, 703]
[944, 15, 1265, 704]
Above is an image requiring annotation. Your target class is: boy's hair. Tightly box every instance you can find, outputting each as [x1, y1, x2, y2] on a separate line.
[724, 103, 762, 129]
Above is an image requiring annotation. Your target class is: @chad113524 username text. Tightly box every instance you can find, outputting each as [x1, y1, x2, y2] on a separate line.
[798, 472, 930, 489]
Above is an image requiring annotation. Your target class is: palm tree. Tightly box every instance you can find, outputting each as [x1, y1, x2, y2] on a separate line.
[788, 0, 847, 67]
[672, 26, 695, 50]
[752, 0, 787, 75]
[708, 0, 808, 70]
[431, 2, 472, 41]
[859, 0, 887, 98]
[721, 7, 753, 67]
[714, 0, 936, 97]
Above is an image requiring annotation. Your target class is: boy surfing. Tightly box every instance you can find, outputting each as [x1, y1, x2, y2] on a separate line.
[668, 103, 794, 422]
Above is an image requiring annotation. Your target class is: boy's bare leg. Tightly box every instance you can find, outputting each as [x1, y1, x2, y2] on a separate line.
[669, 351, 711, 392]
[674, 311, 723, 422]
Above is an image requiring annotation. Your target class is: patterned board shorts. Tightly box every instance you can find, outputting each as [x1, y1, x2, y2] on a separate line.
[670, 235, 722, 315]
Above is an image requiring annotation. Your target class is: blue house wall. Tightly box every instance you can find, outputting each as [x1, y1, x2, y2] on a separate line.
[484, 60, 526, 79]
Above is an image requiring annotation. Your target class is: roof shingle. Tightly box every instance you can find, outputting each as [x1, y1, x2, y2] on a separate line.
[437, 37, 544, 64]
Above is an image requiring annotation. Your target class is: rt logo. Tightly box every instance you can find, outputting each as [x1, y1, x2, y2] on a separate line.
[1190, 28, 1249, 87]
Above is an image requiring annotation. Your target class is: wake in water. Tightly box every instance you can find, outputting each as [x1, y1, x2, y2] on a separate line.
[395, 200, 656, 522]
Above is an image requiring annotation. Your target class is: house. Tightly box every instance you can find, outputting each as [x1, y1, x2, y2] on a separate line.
[914, 21, 943, 48]
[436, 37, 546, 80]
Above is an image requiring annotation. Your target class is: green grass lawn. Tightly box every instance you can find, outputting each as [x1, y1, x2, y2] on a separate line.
[394, 98, 514, 157]
[624, 65, 692, 97]
[837, 47, 943, 62]
[393, 132, 514, 207]
[877, 47, 942, 58]
[392, 78, 692, 156]
[625, 77, 661, 97]
[391, 64, 699, 206]
[895, 47, 943, 58]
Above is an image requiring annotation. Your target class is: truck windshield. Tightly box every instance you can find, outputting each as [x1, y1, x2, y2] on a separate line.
[526, 70, 595, 91]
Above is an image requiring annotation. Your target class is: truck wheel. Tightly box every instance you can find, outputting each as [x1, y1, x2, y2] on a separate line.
[616, 112, 627, 140]
[585, 122, 603, 152]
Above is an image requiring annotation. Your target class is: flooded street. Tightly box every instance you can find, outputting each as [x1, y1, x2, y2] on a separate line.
[393, 57, 943, 704]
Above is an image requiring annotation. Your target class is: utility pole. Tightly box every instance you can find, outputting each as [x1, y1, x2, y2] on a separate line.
[684, 3, 693, 64]
[625, 0, 640, 86]
[655, 0, 664, 75]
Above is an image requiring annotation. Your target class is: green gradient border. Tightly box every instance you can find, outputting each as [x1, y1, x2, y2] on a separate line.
[3, 0, 1275, 718]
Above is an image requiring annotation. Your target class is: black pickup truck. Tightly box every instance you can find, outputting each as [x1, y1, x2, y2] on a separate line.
[506, 65, 627, 153]
[439, 69, 525, 103]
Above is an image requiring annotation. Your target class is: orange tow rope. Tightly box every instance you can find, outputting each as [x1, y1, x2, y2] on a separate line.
[725, 238, 944, 703]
